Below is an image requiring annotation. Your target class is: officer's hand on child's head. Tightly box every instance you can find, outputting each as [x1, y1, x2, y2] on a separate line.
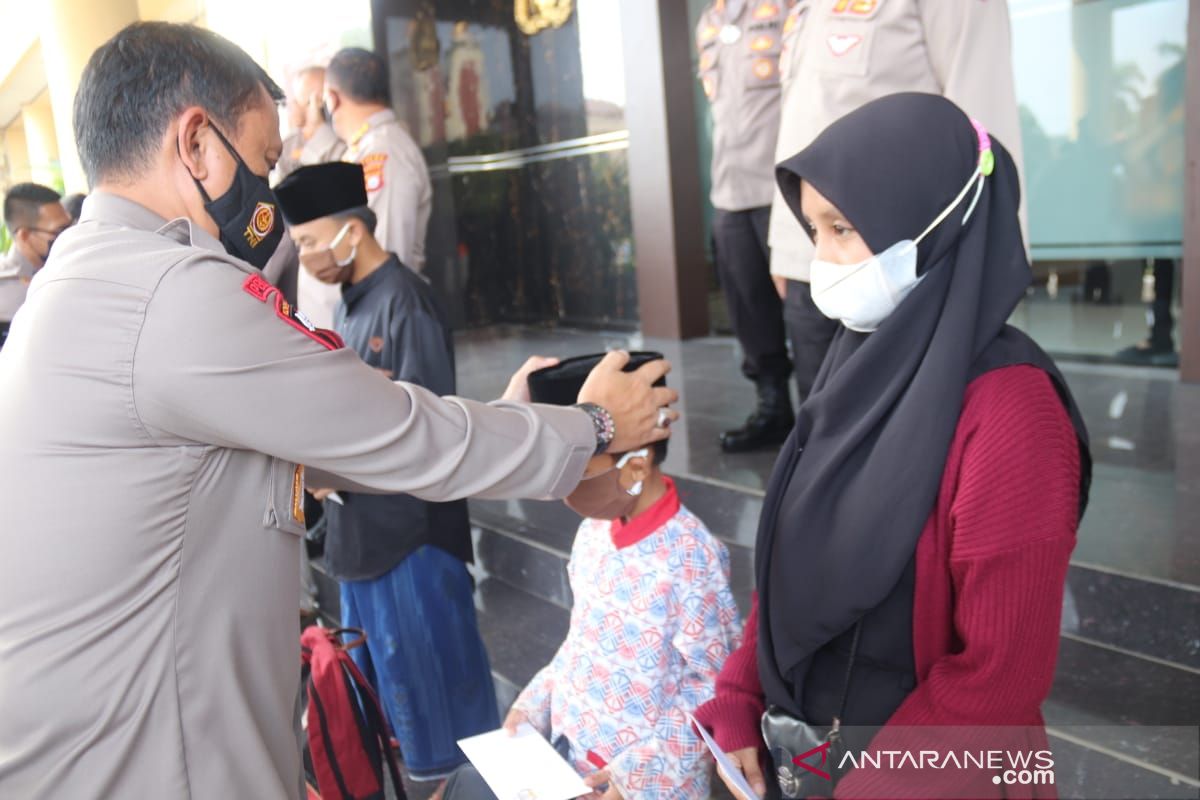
[578, 351, 679, 453]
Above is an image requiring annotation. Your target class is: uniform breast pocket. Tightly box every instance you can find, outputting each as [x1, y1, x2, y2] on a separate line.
[813, 25, 873, 78]
[264, 458, 307, 537]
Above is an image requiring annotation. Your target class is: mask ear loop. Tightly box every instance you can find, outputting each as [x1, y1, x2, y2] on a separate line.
[913, 119, 995, 246]
[616, 448, 650, 497]
[961, 172, 986, 226]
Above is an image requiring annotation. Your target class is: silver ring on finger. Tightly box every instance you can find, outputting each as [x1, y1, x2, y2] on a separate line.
[657, 407, 671, 428]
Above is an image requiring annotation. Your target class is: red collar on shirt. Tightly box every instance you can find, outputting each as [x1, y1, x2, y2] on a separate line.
[610, 476, 680, 550]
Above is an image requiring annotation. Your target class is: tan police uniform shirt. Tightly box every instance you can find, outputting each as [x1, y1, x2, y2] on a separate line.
[275, 121, 347, 182]
[0, 246, 35, 323]
[768, 0, 1025, 281]
[345, 109, 433, 272]
[0, 192, 594, 799]
[696, 0, 790, 211]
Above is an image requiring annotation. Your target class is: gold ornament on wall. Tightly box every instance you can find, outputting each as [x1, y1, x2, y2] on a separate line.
[514, 0, 573, 36]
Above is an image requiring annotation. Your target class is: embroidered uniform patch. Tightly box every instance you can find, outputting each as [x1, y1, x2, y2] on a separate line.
[291, 465, 306, 524]
[752, 57, 777, 79]
[831, 0, 880, 16]
[753, 2, 780, 19]
[750, 34, 775, 51]
[827, 33, 862, 56]
[242, 273, 345, 351]
[244, 201, 276, 248]
[361, 153, 388, 193]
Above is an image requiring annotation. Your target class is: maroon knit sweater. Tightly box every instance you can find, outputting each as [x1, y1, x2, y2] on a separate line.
[694, 365, 1082, 799]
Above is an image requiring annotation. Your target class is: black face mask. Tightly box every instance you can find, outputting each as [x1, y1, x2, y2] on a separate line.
[191, 124, 283, 269]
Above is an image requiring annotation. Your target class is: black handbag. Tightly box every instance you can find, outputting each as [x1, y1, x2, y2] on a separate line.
[761, 621, 862, 799]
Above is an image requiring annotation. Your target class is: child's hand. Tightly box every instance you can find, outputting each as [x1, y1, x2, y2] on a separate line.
[501, 708, 529, 736]
[716, 747, 767, 800]
[583, 769, 622, 800]
[501, 356, 560, 403]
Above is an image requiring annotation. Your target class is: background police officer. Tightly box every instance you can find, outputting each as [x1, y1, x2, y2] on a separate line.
[324, 47, 432, 275]
[697, 0, 796, 453]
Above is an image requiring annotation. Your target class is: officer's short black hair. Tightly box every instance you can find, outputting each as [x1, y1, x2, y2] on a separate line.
[3, 183, 62, 232]
[331, 206, 378, 236]
[73, 22, 285, 186]
[327, 48, 391, 106]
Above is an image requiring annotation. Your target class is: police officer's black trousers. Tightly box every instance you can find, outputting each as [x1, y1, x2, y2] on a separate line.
[712, 207, 792, 384]
[784, 278, 839, 402]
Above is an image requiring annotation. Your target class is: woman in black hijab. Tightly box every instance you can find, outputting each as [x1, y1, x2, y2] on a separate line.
[694, 93, 1090, 799]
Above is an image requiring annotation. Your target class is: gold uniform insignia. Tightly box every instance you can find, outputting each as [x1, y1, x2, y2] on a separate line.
[291, 465, 305, 524]
[244, 201, 276, 248]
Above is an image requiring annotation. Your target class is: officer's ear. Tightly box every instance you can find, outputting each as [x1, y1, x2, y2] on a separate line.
[176, 106, 213, 182]
[323, 88, 341, 117]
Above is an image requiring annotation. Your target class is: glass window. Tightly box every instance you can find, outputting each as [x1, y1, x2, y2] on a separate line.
[1010, 0, 1186, 364]
[375, 0, 637, 329]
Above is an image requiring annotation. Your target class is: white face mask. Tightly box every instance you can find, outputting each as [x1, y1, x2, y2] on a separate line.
[809, 158, 988, 333]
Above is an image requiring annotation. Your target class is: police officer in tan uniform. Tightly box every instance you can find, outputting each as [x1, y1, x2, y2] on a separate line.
[269, 66, 349, 328]
[697, 0, 796, 453]
[276, 66, 347, 182]
[0, 183, 71, 346]
[325, 47, 432, 273]
[770, 0, 1025, 399]
[0, 23, 676, 800]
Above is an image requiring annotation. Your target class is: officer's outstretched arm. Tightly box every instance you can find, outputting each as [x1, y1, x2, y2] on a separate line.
[132, 257, 594, 501]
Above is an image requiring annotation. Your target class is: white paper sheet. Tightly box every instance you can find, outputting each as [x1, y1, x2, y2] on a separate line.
[686, 712, 763, 800]
[457, 723, 593, 800]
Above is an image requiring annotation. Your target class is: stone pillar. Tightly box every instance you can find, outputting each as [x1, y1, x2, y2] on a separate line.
[618, 0, 709, 339]
[20, 92, 59, 189]
[1182, 1, 1199, 383]
[2, 120, 32, 186]
[36, 0, 139, 192]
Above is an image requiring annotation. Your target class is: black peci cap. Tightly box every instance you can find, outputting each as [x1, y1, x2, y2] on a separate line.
[528, 351, 669, 461]
[274, 162, 369, 226]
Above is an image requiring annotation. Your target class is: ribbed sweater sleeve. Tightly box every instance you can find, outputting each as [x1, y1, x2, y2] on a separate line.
[837, 366, 1081, 799]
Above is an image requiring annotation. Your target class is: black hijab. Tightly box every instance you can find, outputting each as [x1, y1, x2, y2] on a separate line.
[755, 93, 1092, 715]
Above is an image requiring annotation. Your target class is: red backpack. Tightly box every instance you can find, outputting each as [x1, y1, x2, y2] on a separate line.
[301, 626, 406, 800]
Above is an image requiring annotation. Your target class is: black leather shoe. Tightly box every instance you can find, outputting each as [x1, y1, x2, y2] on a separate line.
[720, 407, 795, 453]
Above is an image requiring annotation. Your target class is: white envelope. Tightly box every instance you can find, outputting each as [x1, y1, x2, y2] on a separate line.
[457, 723, 593, 800]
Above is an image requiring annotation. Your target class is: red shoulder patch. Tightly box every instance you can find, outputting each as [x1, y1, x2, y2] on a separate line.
[361, 153, 387, 193]
[243, 272, 274, 301]
[241, 274, 345, 351]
